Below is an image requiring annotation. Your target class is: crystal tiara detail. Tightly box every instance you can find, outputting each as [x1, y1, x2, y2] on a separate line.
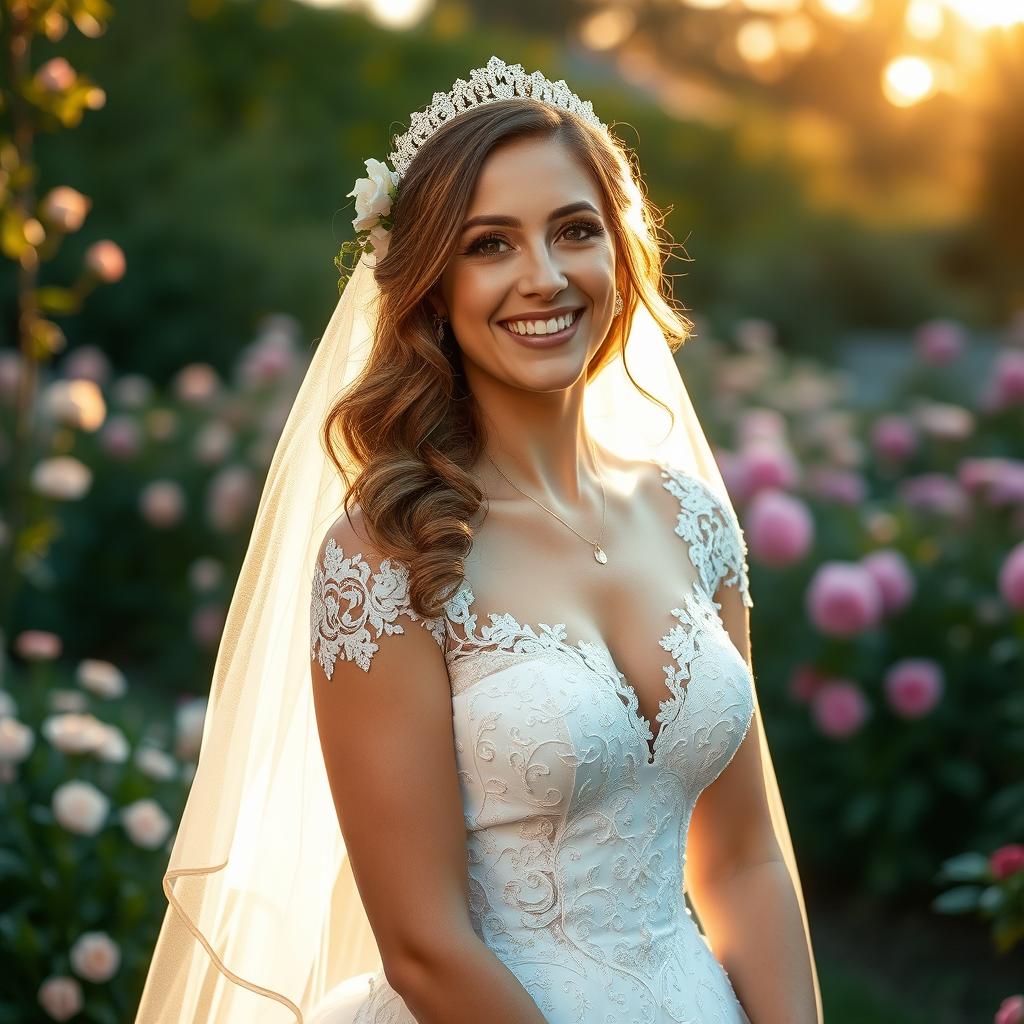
[387, 55, 608, 180]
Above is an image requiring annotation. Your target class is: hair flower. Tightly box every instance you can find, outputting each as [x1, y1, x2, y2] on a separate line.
[334, 157, 399, 294]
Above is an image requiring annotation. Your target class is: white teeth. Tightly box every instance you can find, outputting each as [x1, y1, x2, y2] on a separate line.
[505, 310, 578, 335]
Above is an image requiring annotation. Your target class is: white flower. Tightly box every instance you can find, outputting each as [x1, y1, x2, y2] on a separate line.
[135, 744, 178, 781]
[120, 797, 172, 849]
[43, 379, 106, 432]
[42, 712, 109, 755]
[69, 930, 121, 983]
[347, 157, 398, 232]
[174, 697, 207, 761]
[94, 723, 129, 764]
[31, 456, 93, 501]
[53, 780, 109, 836]
[38, 976, 84, 1022]
[75, 658, 127, 699]
[0, 717, 34, 763]
[188, 557, 223, 592]
[367, 223, 391, 259]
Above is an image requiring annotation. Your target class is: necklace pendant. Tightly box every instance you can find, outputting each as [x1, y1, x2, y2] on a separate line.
[593, 544, 608, 565]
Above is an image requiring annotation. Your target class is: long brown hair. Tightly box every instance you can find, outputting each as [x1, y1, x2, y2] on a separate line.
[322, 97, 693, 618]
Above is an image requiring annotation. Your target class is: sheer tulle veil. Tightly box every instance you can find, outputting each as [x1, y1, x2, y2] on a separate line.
[134, 60, 821, 1024]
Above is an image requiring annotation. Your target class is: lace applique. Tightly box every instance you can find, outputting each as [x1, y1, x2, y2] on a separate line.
[656, 461, 754, 609]
[309, 538, 446, 678]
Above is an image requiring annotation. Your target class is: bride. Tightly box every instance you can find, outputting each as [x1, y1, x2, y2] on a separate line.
[135, 57, 822, 1024]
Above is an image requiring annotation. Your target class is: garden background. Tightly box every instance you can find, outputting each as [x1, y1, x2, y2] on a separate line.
[1, 0, 1023, 1021]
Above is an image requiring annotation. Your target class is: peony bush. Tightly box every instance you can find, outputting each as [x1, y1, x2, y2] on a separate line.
[0, 640, 208, 1022]
[680, 312, 1024, 899]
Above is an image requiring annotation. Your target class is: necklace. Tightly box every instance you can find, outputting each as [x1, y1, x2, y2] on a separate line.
[485, 439, 609, 565]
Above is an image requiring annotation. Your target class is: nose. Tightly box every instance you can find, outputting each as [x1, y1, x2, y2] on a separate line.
[516, 240, 568, 300]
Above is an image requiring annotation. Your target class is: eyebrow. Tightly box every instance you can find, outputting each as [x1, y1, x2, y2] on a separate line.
[460, 201, 601, 234]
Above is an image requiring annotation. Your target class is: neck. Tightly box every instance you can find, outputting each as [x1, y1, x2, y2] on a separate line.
[468, 374, 602, 506]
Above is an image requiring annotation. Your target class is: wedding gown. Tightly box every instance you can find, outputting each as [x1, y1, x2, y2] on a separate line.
[307, 459, 755, 1024]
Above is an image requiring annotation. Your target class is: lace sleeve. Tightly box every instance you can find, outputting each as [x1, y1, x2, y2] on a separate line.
[659, 464, 754, 610]
[309, 536, 447, 679]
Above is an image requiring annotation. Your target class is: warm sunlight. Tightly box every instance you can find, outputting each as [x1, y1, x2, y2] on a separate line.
[940, 0, 1024, 30]
[883, 54, 937, 106]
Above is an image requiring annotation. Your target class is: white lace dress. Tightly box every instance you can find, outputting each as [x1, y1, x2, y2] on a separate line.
[308, 460, 755, 1024]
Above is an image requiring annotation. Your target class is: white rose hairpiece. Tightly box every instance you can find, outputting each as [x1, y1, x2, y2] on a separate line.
[334, 55, 608, 295]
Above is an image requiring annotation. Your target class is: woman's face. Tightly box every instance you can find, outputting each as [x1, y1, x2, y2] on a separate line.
[433, 135, 617, 395]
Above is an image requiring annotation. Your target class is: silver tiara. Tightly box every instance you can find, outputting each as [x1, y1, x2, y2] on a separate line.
[387, 55, 607, 180]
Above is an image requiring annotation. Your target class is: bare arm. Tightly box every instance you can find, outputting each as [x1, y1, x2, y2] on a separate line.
[309, 516, 549, 1024]
[685, 577, 821, 1024]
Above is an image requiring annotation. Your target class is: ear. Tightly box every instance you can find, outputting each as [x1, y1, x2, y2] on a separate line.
[425, 287, 447, 320]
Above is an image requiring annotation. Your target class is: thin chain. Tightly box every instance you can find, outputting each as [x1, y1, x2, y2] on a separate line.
[484, 438, 607, 551]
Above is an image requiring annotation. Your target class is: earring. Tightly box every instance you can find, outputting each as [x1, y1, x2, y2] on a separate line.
[433, 313, 447, 342]
[613, 290, 623, 317]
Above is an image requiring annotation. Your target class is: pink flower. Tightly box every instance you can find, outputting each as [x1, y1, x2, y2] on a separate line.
[737, 441, 801, 497]
[883, 658, 944, 719]
[747, 489, 813, 567]
[899, 473, 969, 519]
[139, 480, 186, 529]
[999, 542, 1024, 611]
[173, 363, 220, 405]
[35, 57, 76, 92]
[806, 467, 866, 505]
[61, 344, 111, 385]
[0, 350, 22, 402]
[989, 351, 1024, 410]
[872, 415, 917, 463]
[959, 458, 1024, 508]
[41, 186, 91, 233]
[206, 465, 256, 533]
[915, 318, 965, 366]
[84, 239, 126, 283]
[191, 604, 226, 648]
[996, 994, 1024, 1024]
[788, 664, 826, 704]
[15, 629, 62, 661]
[716, 449, 745, 499]
[112, 373, 153, 408]
[100, 415, 142, 459]
[734, 317, 776, 352]
[861, 549, 915, 615]
[806, 562, 883, 637]
[737, 408, 787, 447]
[38, 976, 84, 1021]
[990, 845, 1024, 881]
[811, 680, 870, 739]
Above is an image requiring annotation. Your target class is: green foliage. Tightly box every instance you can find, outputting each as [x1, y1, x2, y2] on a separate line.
[17, 0, 974, 383]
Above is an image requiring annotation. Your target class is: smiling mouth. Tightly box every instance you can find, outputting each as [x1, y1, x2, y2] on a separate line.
[499, 308, 584, 337]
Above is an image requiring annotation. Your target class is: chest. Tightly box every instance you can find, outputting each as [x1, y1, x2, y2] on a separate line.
[449, 466, 734, 760]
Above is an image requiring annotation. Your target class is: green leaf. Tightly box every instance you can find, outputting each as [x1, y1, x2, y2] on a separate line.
[935, 852, 990, 883]
[978, 885, 1006, 913]
[841, 792, 880, 835]
[931, 885, 982, 913]
[0, 847, 29, 884]
[994, 918, 1024, 954]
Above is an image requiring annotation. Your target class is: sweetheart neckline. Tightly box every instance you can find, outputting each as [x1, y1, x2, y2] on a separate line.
[439, 458, 750, 767]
